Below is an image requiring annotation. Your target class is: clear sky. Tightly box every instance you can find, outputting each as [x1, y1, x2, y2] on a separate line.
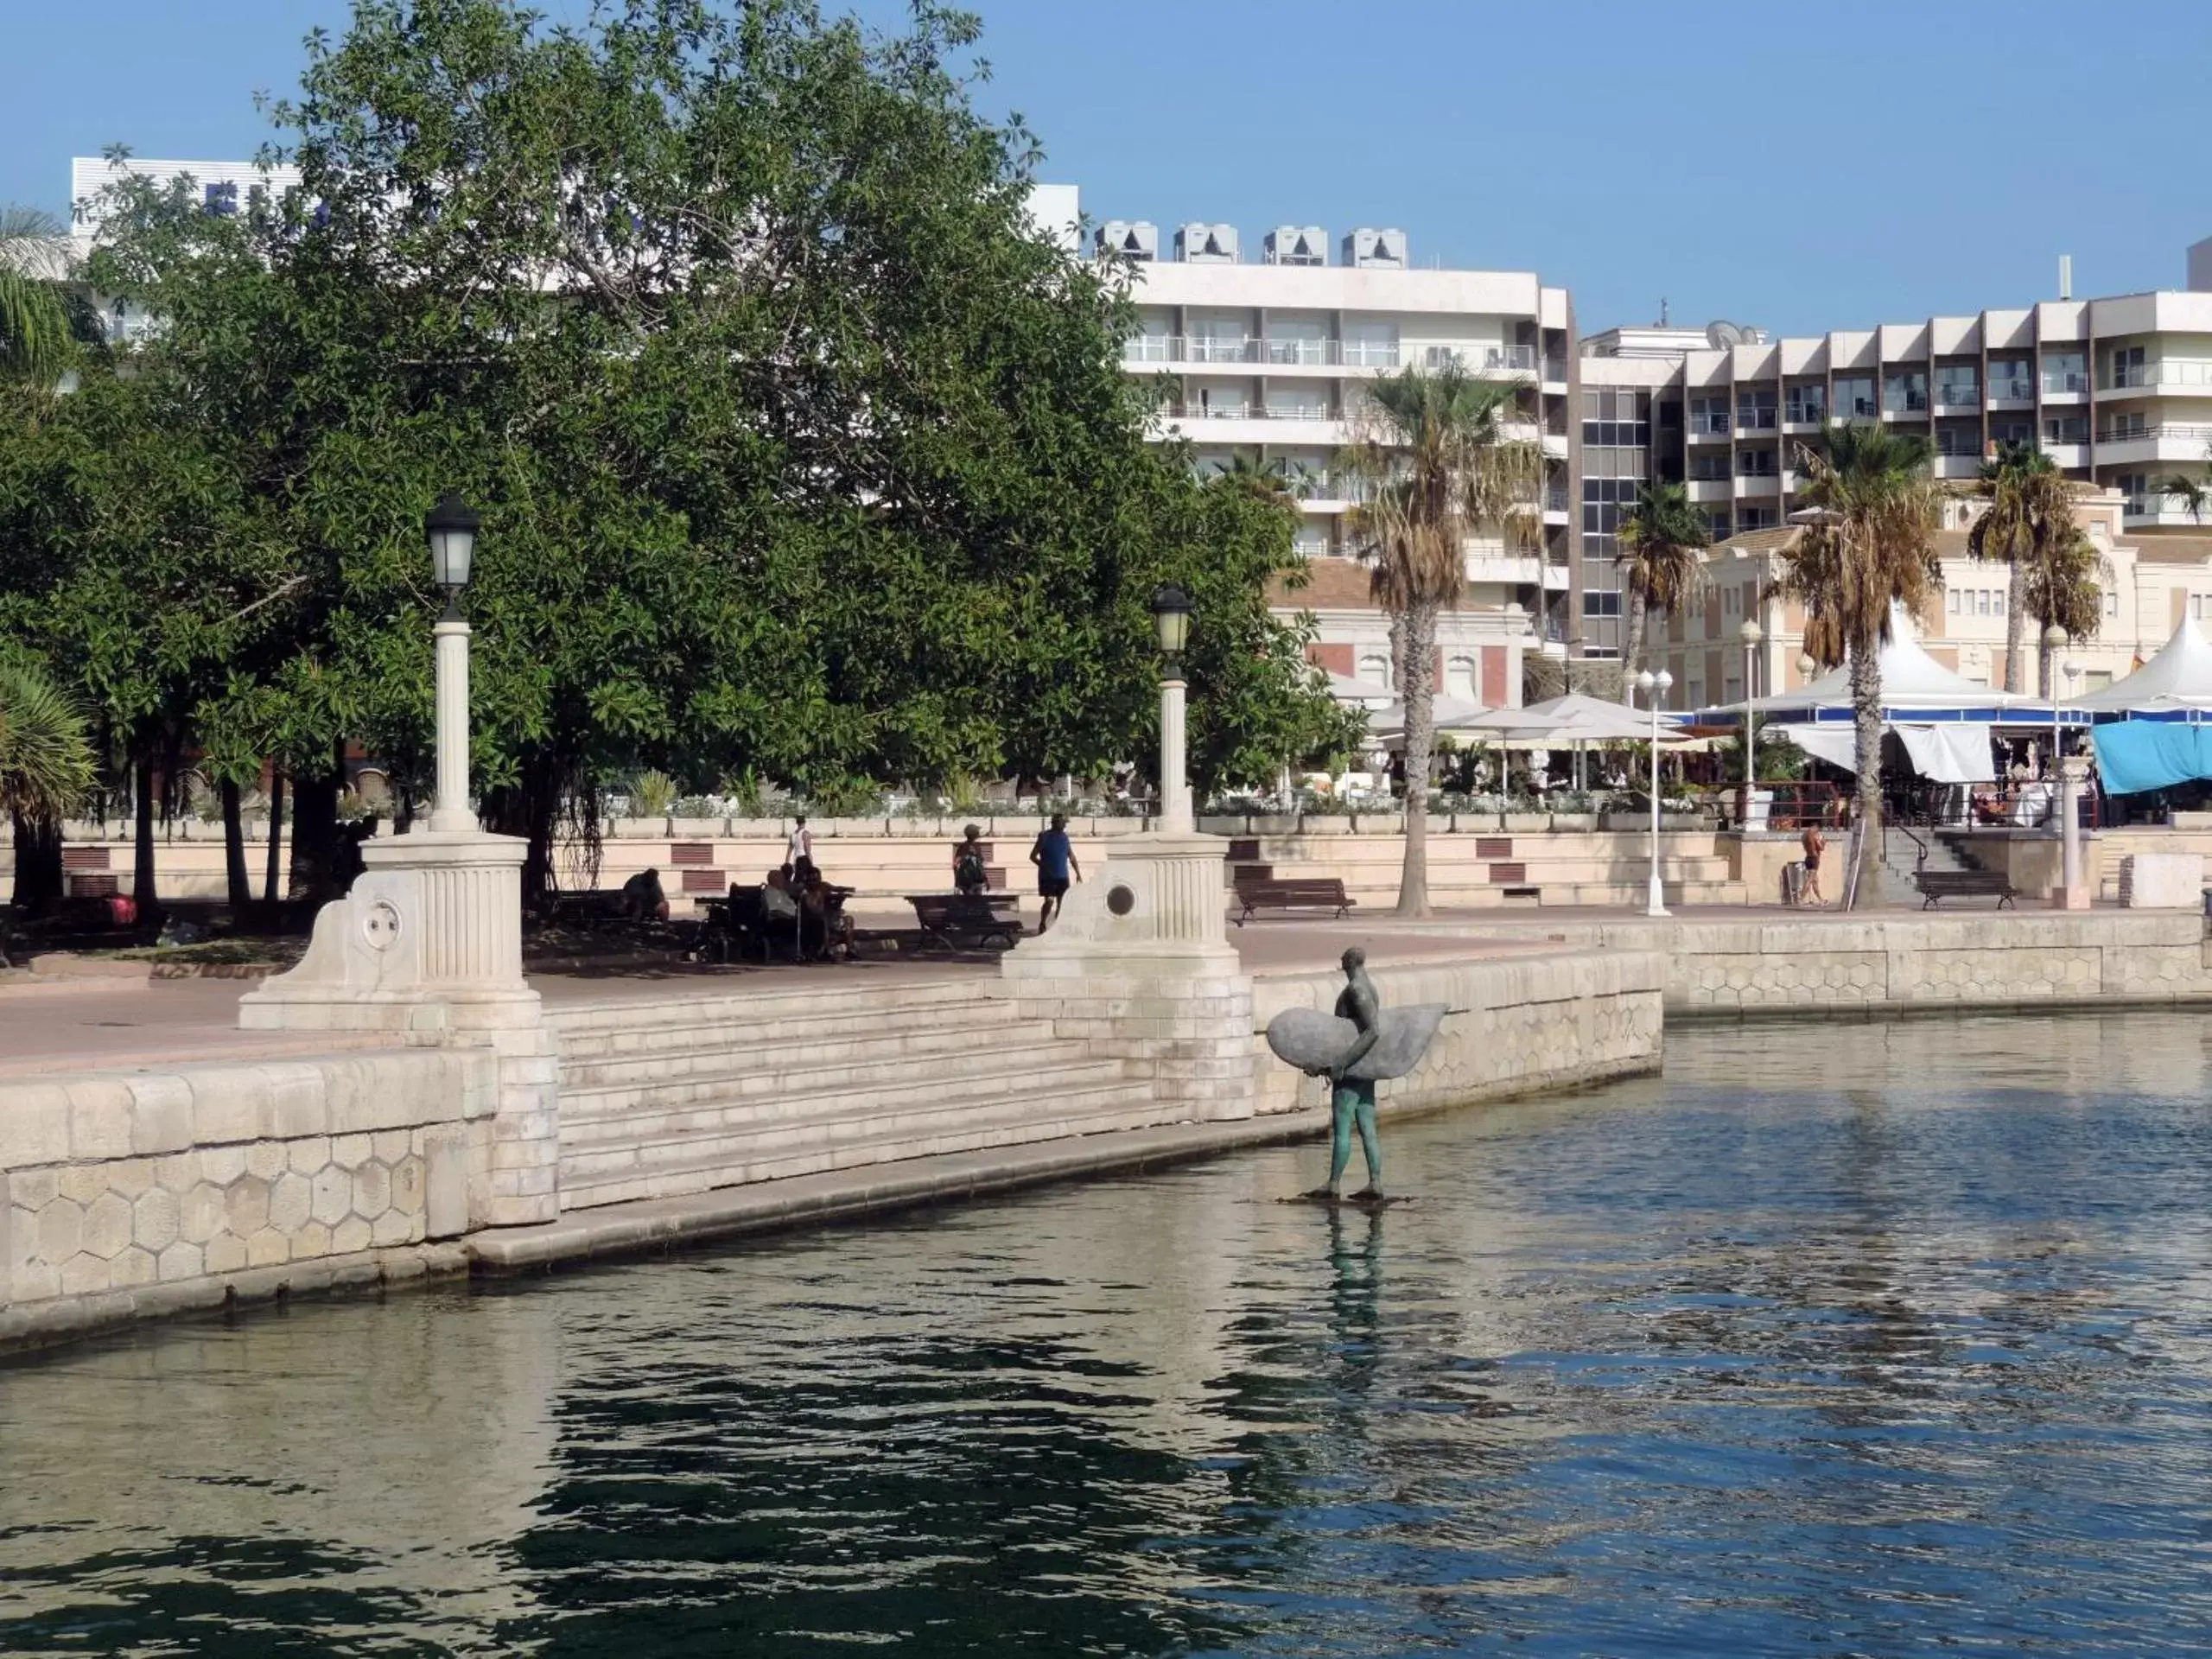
[5, 0, 2209, 338]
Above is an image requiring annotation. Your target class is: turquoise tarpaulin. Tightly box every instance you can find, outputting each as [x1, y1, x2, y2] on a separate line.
[2090, 720, 2212, 794]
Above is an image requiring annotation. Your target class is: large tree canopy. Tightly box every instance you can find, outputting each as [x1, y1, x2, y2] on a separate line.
[17, 0, 1345, 899]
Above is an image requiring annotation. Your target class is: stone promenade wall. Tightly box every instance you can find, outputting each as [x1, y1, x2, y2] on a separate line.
[0, 1047, 490, 1344]
[1249, 949, 1667, 1119]
[1534, 911, 2212, 1017]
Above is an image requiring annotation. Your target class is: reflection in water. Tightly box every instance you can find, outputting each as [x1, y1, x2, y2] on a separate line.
[6, 1011, 2212, 1654]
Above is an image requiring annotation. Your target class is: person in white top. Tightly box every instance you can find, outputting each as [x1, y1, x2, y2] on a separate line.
[786, 815, 815, 877]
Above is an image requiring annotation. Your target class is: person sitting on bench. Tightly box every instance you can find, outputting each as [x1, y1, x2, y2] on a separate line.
[799, 866, 855, 960]
[952, 824, 989, 896]
[761, 866, 802, 952]
[621, 867, 669, 922]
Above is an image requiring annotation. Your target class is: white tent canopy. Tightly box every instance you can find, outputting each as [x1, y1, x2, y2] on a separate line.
[1769, 721, 1998, 781]
[1703, 604, 2035, 720]
[2069, 616, 2212, 714]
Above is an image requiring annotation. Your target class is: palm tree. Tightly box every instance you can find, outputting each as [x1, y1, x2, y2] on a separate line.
[1614, 480, 1710, 691]
[1968, 441, 2081, 692]
[2159, 440, 2212, 522]
[1339, 363, 1541, 916]
[1770, 423, 1942, 907]
[0, 207, 74, 384]
[0, 654, 96, 910]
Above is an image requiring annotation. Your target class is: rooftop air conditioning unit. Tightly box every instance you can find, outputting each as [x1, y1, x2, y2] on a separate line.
[1095, 219, 1159, 262]
[1173, 222, 1240, 264]
[1264, 226, 1326, 266]
[1343, 227, 1408, 269]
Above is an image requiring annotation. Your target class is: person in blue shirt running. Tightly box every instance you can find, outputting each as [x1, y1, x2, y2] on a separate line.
[1028, 813, 1083, 932]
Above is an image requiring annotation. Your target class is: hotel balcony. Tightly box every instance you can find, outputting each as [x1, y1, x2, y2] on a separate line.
[1465, 553, 1544, 588]
[1687, 416, 1732, 444]
[1687, 478, 1732, 504]
[1733, 471, 1781, 497]
[2093, 421, 2212, 466]
[1987, 376, 2036, 407]
[2099, 359, 2212, 396]
[2123, 501, 2212, 528]
[1122, 336, 1410, 372]
[1932, 386, 1980, 415]
[1158, 404, 1344, 447]
[1541, 485, 1569, 526]
[1933, 452, 1984, 480]
[2041, 369, 2090, 398]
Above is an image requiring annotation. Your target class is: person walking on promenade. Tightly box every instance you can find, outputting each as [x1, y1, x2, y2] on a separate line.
[787, 815, 815, 881]
[1029, 813, 1082, 932]
[1800, 822, 1827, 907]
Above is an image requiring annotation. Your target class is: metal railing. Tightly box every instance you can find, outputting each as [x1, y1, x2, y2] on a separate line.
[1689, 412, 1732, 435]
[2043, 368, 2089, 393]
[1735, 409, 1778, 431]
[1265, 338, 1330, 365]
[1883, 391, 1929, 414]
[1785, 400, 1826, 424]
[1934, 381, 1980, 406]
[1185, 336, 1255, 364]
[2105, 359, 2212, 391]
[1990, 378, 2035, 401]
[2100, 419, 2212, 445]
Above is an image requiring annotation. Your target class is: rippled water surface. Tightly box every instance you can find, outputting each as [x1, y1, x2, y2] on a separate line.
[8, 1013, 2212, 1656]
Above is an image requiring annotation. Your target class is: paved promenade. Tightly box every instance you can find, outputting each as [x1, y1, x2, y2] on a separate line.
[0, 899, 2173, 1072]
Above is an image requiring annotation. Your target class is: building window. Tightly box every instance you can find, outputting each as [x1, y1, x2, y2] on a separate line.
[2044, 414, 2088, 444]
[1785, 383, 1826, 423]
[1581, 591, 1622, 617]
[1989, 358, 2034, 401]
[1882, 370, 1928, 415]
[1446, 657, 1478, 702]
[1689, 396, 1730, 436]
[1707, 509, 1732, 540]
[2117, 473, 2149, 512]
[2043, 349, 2087, 395]
[1357, 653, 1392, 689]
[1736, 388, 1777, 431]
[1691, 453, 1730, 481]
[2108, 345, 2146, 390]
[202, 181, 239, 217]
[1834, 375, 1876, 420]
[1737, 505, 1777, 531]
[1935, 366, 1979, 405]
[1736, 448, 1777, 477]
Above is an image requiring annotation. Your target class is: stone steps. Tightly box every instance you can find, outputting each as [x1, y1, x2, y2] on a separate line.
[549, 981, 1001, 1047]
[560, 1042, 1109, 1133]
[561, 1021, 1022, 1088]
[559, 1074, 1156, 1209]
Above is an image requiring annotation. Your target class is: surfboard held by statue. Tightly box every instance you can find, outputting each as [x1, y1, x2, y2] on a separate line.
[1264, 1004, 1448, 1082]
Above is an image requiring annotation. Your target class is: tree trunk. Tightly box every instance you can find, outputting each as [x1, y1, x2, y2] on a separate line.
[289, 760, 340, 906]
[2003, 554, 2029, 694]
[1620, 590, 1648, 700]
[132, 750, 158, 922]
[480, 752, 563, 909]
[1847, 646, 1884, 911]
[1395, 601, 1437, 918]
[262, 772, 285, 905]
[10, 810, 62, 912]
[220, 779, 251, 911]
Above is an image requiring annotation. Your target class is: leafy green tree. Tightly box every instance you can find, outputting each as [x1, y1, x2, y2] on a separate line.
[1339, 362, 1541, 916]
[1770, 423, 1942, 906]
[1614, 480, 1710, 690]
[67, 0, 1342, 904]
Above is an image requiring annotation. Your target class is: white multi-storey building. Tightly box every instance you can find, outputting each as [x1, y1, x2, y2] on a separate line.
[1097, 203, 1576, 708]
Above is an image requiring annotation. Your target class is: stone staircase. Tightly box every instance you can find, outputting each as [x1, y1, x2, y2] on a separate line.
[547, 981, 1158, 1211]
[1863, 823, 1978, 907]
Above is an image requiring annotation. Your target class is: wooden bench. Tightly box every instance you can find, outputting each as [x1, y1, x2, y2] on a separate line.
[1232, 877, 1355, 925]
[906, 892, 1023, 950]
[1914, 868, 2017, 909]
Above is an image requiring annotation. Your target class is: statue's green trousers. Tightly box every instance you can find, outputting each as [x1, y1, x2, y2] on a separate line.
[1328, 1077, 1382, 1195]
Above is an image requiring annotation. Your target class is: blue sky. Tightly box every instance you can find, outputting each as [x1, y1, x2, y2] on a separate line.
[5, 0, 2209, 337]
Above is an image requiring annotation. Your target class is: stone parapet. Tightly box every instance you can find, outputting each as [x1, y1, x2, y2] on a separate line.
[1250, 949, 1666, 1118]
[0, 1047, 488, 1322]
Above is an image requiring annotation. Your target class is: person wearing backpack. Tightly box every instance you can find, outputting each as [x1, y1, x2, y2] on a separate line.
[951, 825, 990, 896]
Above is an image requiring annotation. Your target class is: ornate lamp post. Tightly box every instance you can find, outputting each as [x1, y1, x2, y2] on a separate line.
[1151, 583, 1193, 834]
[1635, 667, 1673, 917]
[2043, 622, 2069, 777]
[424, 492, 480, 835]
[1738, 618, 1764, 817]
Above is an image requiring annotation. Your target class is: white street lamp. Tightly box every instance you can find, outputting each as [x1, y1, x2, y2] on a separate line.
[1738, 618, 1764, 814]
[1151, 583, 1194, 834]
[423, 493, 480, 835]
[1635, 667, 1673, 917]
